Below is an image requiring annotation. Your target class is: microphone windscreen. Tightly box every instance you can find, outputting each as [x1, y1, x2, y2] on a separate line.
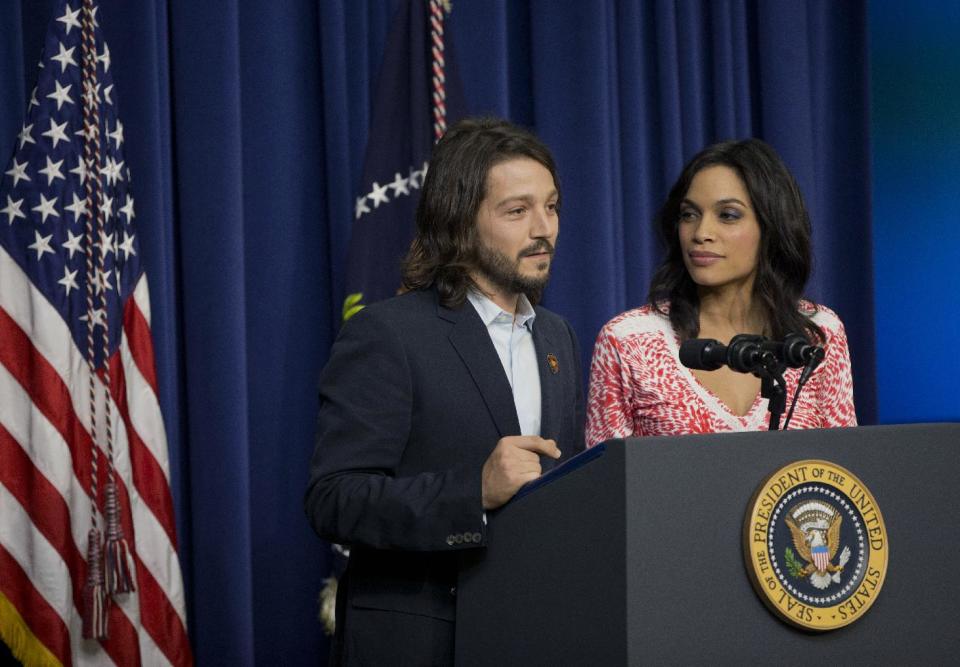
[679, 338, 724, 370]
[781, 333, 823, 368]
[726, 334, 765, 373]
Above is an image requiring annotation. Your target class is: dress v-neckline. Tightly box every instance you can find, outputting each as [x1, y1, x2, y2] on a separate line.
[665, 330, 769, 430]
[689, 373, 763, 418]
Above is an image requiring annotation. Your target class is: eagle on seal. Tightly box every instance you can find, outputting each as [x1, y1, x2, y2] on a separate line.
[785, 505, 852, 590]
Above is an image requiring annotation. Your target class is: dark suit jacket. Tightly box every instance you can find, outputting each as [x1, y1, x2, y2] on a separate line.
[305, 288, 584, 665]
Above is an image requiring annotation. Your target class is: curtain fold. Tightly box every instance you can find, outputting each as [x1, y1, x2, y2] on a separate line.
[0, 1, 874, 664]
[166, 1, 256, 661]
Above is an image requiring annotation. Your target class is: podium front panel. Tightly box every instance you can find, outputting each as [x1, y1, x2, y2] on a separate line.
[456, 423, 960, 665]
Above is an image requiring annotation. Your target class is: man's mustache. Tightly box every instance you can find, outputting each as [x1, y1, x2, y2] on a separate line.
[519, 240, 555, 258]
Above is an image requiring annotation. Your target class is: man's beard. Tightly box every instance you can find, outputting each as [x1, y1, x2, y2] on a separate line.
[474, 239, 554, 304]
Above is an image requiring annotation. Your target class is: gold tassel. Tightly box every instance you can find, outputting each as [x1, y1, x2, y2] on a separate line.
[0, 591, 62, 666]
[318, 577, 338, 636]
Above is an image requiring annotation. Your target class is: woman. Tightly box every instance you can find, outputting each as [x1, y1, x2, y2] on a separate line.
[586, 139, 856, 445]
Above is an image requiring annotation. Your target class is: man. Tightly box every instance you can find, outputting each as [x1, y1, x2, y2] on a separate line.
[305, 117, 584, 665]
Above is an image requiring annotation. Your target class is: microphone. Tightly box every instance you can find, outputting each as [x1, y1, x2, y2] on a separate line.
[679, 334, 767, 374]
[762, 333, 824, 369]
[679, 332, 827, 431]
[678, 338, 726, 371]
[782, 335, 827, 430]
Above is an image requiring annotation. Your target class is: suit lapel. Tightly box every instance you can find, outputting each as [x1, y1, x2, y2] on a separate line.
[532, 314, 562, 459]
[442, 300, 521, 438]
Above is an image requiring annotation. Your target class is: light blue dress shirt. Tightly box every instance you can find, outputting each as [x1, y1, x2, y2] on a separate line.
[467, 290, 542, 436]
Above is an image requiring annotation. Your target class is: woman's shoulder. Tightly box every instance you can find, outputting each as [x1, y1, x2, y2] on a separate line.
[798, 299, 846, 336]
[599, 302, 673, 341]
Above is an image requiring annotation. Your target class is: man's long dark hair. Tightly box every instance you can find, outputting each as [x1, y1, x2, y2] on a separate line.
[402, 117, 560, 308]
[648, 138, 824, 343]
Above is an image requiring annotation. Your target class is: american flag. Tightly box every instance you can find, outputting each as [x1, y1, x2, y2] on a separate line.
[0, 1, 191, 665]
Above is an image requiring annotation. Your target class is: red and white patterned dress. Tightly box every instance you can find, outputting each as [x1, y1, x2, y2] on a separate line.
[585, 302, 857, 446]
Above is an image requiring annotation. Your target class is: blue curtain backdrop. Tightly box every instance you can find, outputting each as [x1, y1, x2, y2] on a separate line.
[0, 1, 873, 664]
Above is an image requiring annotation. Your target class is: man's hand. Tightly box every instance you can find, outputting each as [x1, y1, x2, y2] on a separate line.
[481, 436, 561, 510]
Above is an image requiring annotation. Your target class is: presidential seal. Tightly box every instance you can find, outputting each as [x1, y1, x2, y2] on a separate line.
[743, 460, 888, 631]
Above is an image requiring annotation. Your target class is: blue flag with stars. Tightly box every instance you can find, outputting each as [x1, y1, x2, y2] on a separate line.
[342, 0, 467, 317]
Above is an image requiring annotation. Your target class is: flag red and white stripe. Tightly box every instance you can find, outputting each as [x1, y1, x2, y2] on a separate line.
[1, 248, 191, 665]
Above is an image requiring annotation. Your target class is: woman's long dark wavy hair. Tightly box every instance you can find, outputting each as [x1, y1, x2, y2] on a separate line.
[401, 117, 560, 308]
[648, 138, 824, 343]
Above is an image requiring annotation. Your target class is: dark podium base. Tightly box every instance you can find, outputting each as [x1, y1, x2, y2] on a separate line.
[456, 423, 960, 665]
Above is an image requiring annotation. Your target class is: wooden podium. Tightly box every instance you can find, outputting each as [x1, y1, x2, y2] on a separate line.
[455, 423, 960, 665]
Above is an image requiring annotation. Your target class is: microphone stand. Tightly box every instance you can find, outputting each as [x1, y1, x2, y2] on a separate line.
[782, 347, 826, 430]
[757, 351, 788, 431]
